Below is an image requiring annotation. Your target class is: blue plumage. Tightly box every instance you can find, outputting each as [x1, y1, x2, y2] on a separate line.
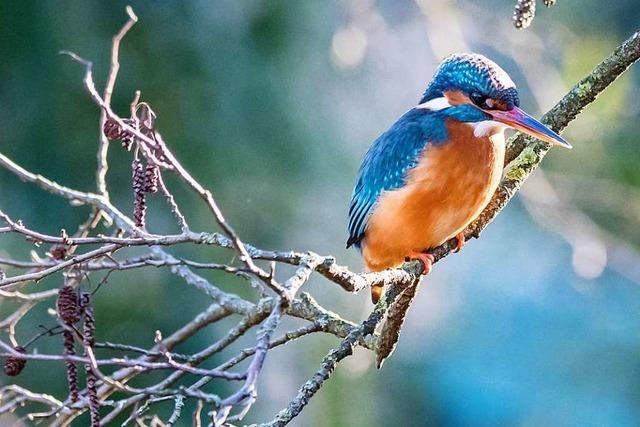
[347, 106, 488, 249]
[346, 53, 516, 251]
[346, 105, 491, 249]
[420, 53, 520, 106]
[347, 53, 570, 300]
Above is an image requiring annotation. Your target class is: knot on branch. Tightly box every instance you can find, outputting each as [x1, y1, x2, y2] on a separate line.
[50, 245, 68, 260]
[49, 229, 73, 260]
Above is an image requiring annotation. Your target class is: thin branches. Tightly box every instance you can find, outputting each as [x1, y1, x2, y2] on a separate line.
[0, 5, 637, 427]
[262, 28, 640, 424]
[97, 6, 138, 198]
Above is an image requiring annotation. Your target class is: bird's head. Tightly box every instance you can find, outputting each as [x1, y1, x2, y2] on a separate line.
[419, 53, 571, 148]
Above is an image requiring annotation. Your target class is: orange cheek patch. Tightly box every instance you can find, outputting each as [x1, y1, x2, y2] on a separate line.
[486, 98, 508, 111]
[443, 90, 471, 106]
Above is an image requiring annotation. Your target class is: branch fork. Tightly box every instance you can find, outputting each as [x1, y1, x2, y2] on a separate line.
[0, 7, 637, 427]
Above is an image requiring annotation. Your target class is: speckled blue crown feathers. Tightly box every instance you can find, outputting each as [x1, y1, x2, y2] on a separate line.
[420, 53, 520, 108]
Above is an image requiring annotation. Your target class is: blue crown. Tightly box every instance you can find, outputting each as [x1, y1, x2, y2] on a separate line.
[420, 53, 520, 108]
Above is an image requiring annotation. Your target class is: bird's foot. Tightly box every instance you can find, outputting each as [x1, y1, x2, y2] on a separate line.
[407, 252, 435, 275]
[453, 232, 466, 253]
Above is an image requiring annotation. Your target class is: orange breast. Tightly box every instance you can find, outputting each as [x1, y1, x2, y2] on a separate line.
[362, 120, 505, 271]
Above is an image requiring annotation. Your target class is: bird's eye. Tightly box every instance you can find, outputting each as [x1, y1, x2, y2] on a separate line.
[470, 92, 488, 107]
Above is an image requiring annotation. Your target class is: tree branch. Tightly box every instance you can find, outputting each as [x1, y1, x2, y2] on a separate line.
[96, 6, 138, 198]
[263, 29, 640, 426]
[0, 5, 636, 426]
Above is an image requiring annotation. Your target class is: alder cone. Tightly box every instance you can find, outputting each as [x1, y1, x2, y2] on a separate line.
[3, 346, 26, 376]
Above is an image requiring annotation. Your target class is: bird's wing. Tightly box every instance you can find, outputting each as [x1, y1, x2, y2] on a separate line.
[347, 108, 447, 249]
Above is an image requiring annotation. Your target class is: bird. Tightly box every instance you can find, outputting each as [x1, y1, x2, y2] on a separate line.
[346, 53, 571, 303]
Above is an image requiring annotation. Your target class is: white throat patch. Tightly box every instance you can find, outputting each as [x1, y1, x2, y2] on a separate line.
[416, 97, 451, 112]
[469, 120, 508, 137]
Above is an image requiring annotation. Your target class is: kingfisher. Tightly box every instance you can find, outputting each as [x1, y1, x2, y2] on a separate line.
[347, 53, 571, 303]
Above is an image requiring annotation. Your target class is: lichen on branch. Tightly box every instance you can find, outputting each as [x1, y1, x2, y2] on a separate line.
[0, 5, 637, 427]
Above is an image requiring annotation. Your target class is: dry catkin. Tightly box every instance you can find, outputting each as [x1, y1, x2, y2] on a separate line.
[81, 292, 100, 426]
[86, 368, 99, 427]
[57, 285, 80, 324]
[513, 0, 536, 29]
[63, 331, 79, 402]
[144, 164, 160, 193]
[132, 158, 147, 227]
[58, 285, 80, 401]
[80, 292, 96, 348]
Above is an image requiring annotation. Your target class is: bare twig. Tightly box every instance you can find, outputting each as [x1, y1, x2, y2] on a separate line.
[263, 29, 640, 425]
[97, 6, 138, 197]
[157, 172, 189, 231]
[0, 6, 636, 427]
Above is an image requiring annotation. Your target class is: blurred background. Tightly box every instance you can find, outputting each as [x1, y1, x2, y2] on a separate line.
[0, 1, 639, 426]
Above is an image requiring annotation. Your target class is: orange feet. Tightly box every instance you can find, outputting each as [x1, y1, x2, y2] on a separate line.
[370, 252, 435, 304]
[407, 252, 435, 275]
[453, 232, 466, 253]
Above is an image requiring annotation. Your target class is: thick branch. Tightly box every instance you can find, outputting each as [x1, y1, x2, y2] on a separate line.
[264, 29, 640, 426]
[0, 7, 636, 425]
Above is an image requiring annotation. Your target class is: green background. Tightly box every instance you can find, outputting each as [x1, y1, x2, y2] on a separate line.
[0, 1, 639, 426]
